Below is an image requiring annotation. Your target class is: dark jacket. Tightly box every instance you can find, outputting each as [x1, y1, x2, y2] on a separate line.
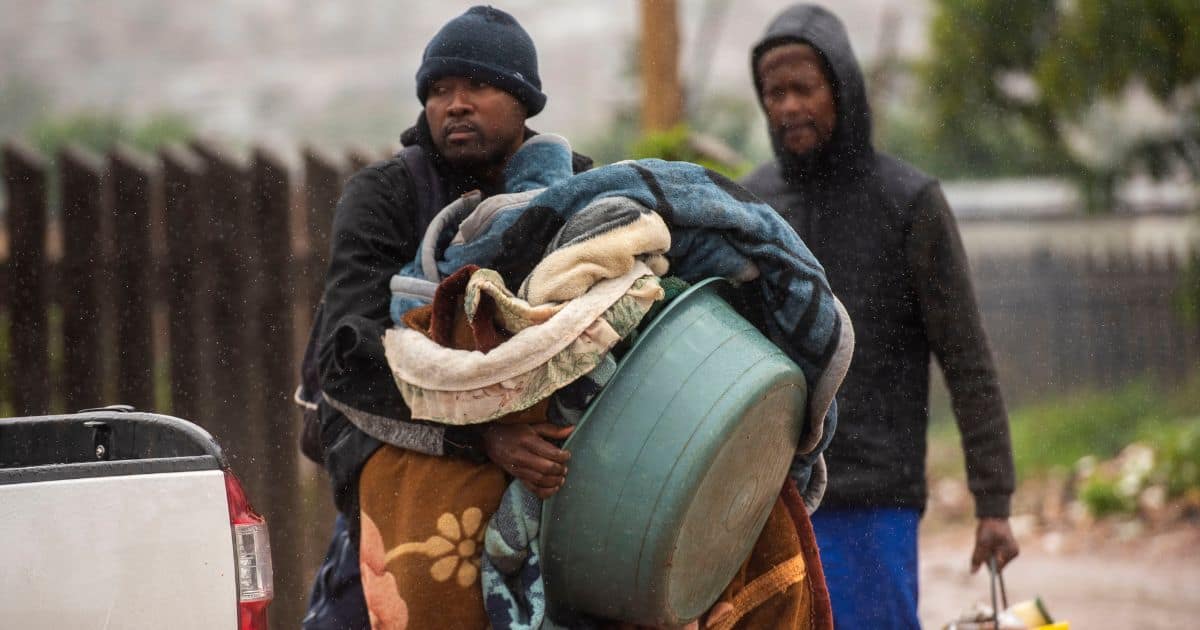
[317, 115, 592, 518]
[740, 4, 1014, 517]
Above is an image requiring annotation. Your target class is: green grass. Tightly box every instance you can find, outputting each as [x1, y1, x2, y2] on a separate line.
[928, 371, 1200, 484]
[1008, 373, 1200, 480]
[1079, 477, 1136, 516]
[1155, 421, 1200, 498]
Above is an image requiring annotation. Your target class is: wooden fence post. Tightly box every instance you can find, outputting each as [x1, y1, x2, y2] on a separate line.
[108, 146, 159, 411]
[302, 146, 344, 302]
[346, 146, 377, 175]
[190, 139, 250, 441]
[2, 141, 50, 415]
[161, 145, 207, 422]
[59, 146, 108, 412]
[250, 147, 305, 628]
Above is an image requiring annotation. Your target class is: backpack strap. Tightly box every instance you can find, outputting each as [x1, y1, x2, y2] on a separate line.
[295, 299, 327, 463]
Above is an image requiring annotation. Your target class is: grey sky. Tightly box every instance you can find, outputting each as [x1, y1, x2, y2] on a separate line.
[0, 1, 930, 148]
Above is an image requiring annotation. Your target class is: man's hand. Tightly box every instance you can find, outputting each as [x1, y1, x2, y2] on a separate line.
[482, 423, 574, 499]
[970, 517, 1020, 573]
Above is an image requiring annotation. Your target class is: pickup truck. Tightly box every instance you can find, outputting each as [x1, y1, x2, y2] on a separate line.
[0, 407, 274, 629]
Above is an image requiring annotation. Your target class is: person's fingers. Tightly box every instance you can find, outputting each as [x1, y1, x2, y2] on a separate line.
[509, 447, 568, 476]
[532, 423, 575, 441]
[970, 532, 1019, 573]
[970, 533, 995, 573]
[996, 537, 1020, 570]
[483, 424, 574, 483]
[511, 465, 565, 488]
[970, 542, 988, 573]
[524, 437, 571, 466]
[973, 519, 1000, 573]
[508, 460, 566, 483]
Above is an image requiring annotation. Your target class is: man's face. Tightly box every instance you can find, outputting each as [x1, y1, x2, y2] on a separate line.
[425, 75, 527, 168]
[757, 43, 837, 156]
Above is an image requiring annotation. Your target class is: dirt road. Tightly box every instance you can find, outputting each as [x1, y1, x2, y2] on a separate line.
[918, 524, 1200, 628]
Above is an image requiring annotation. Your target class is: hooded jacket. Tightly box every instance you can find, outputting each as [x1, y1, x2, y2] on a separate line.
[740, 4, 1014, 517]
[317, 114, 592, 518]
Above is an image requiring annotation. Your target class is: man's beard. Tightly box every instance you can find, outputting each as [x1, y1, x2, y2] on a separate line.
[770, 125, 825, 181]
[435, 118, 522, 174]
[440, 138, 513, 171]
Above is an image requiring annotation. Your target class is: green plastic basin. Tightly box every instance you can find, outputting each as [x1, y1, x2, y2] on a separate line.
[540, 278, 807, 626]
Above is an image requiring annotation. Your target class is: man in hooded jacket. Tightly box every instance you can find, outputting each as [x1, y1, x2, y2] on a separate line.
[740, 4, 1019, 628]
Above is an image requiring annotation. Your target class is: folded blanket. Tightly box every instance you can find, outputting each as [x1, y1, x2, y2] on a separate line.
[387, 132, 850, 503]
[384, 263, 662, 424]
[384, 134, 853, 630]
[390, 136, 852, 450]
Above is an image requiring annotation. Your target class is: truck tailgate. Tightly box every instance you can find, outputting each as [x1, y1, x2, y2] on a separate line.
[0, 468, 238, 629]
[0, 410, 261, 630]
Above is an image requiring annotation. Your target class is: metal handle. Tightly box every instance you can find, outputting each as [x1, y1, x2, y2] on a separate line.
[988, 556, 1009, 628]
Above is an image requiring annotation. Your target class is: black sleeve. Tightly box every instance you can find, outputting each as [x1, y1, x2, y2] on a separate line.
[318, 163, 484, 461]
[319, 164, 416, 415]
[906, 184, 1015, 518]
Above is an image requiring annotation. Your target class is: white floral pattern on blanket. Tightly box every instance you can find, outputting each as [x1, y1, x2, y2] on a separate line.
[386, 268, 663, 425]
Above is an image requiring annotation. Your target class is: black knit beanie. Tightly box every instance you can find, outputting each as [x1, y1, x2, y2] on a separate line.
[416, 6, 546, 117]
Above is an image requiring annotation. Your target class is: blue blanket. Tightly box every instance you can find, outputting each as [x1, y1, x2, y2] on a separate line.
[388, 135, 851, 629]
[391, 139, 846, 429]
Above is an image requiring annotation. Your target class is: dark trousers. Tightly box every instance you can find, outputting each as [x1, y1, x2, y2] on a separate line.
[301, 514, 369, 630]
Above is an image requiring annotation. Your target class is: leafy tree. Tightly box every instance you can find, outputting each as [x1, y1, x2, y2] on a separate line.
[630, 124, 750, 179]
[877, 84, 1067, 180]
[923, 0, 1200, 212]
[580, 98, 761, 175]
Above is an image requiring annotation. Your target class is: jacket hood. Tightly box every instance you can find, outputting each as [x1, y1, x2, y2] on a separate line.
[752, 4, 873, 180]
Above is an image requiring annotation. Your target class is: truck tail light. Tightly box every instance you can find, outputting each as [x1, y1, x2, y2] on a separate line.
[224, 470, 273, 630]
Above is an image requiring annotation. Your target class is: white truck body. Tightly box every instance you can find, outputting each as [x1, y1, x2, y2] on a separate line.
[0, 409, 272, 630]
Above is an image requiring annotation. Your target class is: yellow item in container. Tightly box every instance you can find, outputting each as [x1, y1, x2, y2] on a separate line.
[1007, 598, 1053, 626]
[1035, 624, 1069, 630]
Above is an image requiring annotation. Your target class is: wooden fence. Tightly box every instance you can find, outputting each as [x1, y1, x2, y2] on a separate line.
[0, 139, 390, 630]
[0, 138, 1197, 626]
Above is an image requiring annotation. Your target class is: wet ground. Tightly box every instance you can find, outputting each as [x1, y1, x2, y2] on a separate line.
[918, 522, 1200, 629]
